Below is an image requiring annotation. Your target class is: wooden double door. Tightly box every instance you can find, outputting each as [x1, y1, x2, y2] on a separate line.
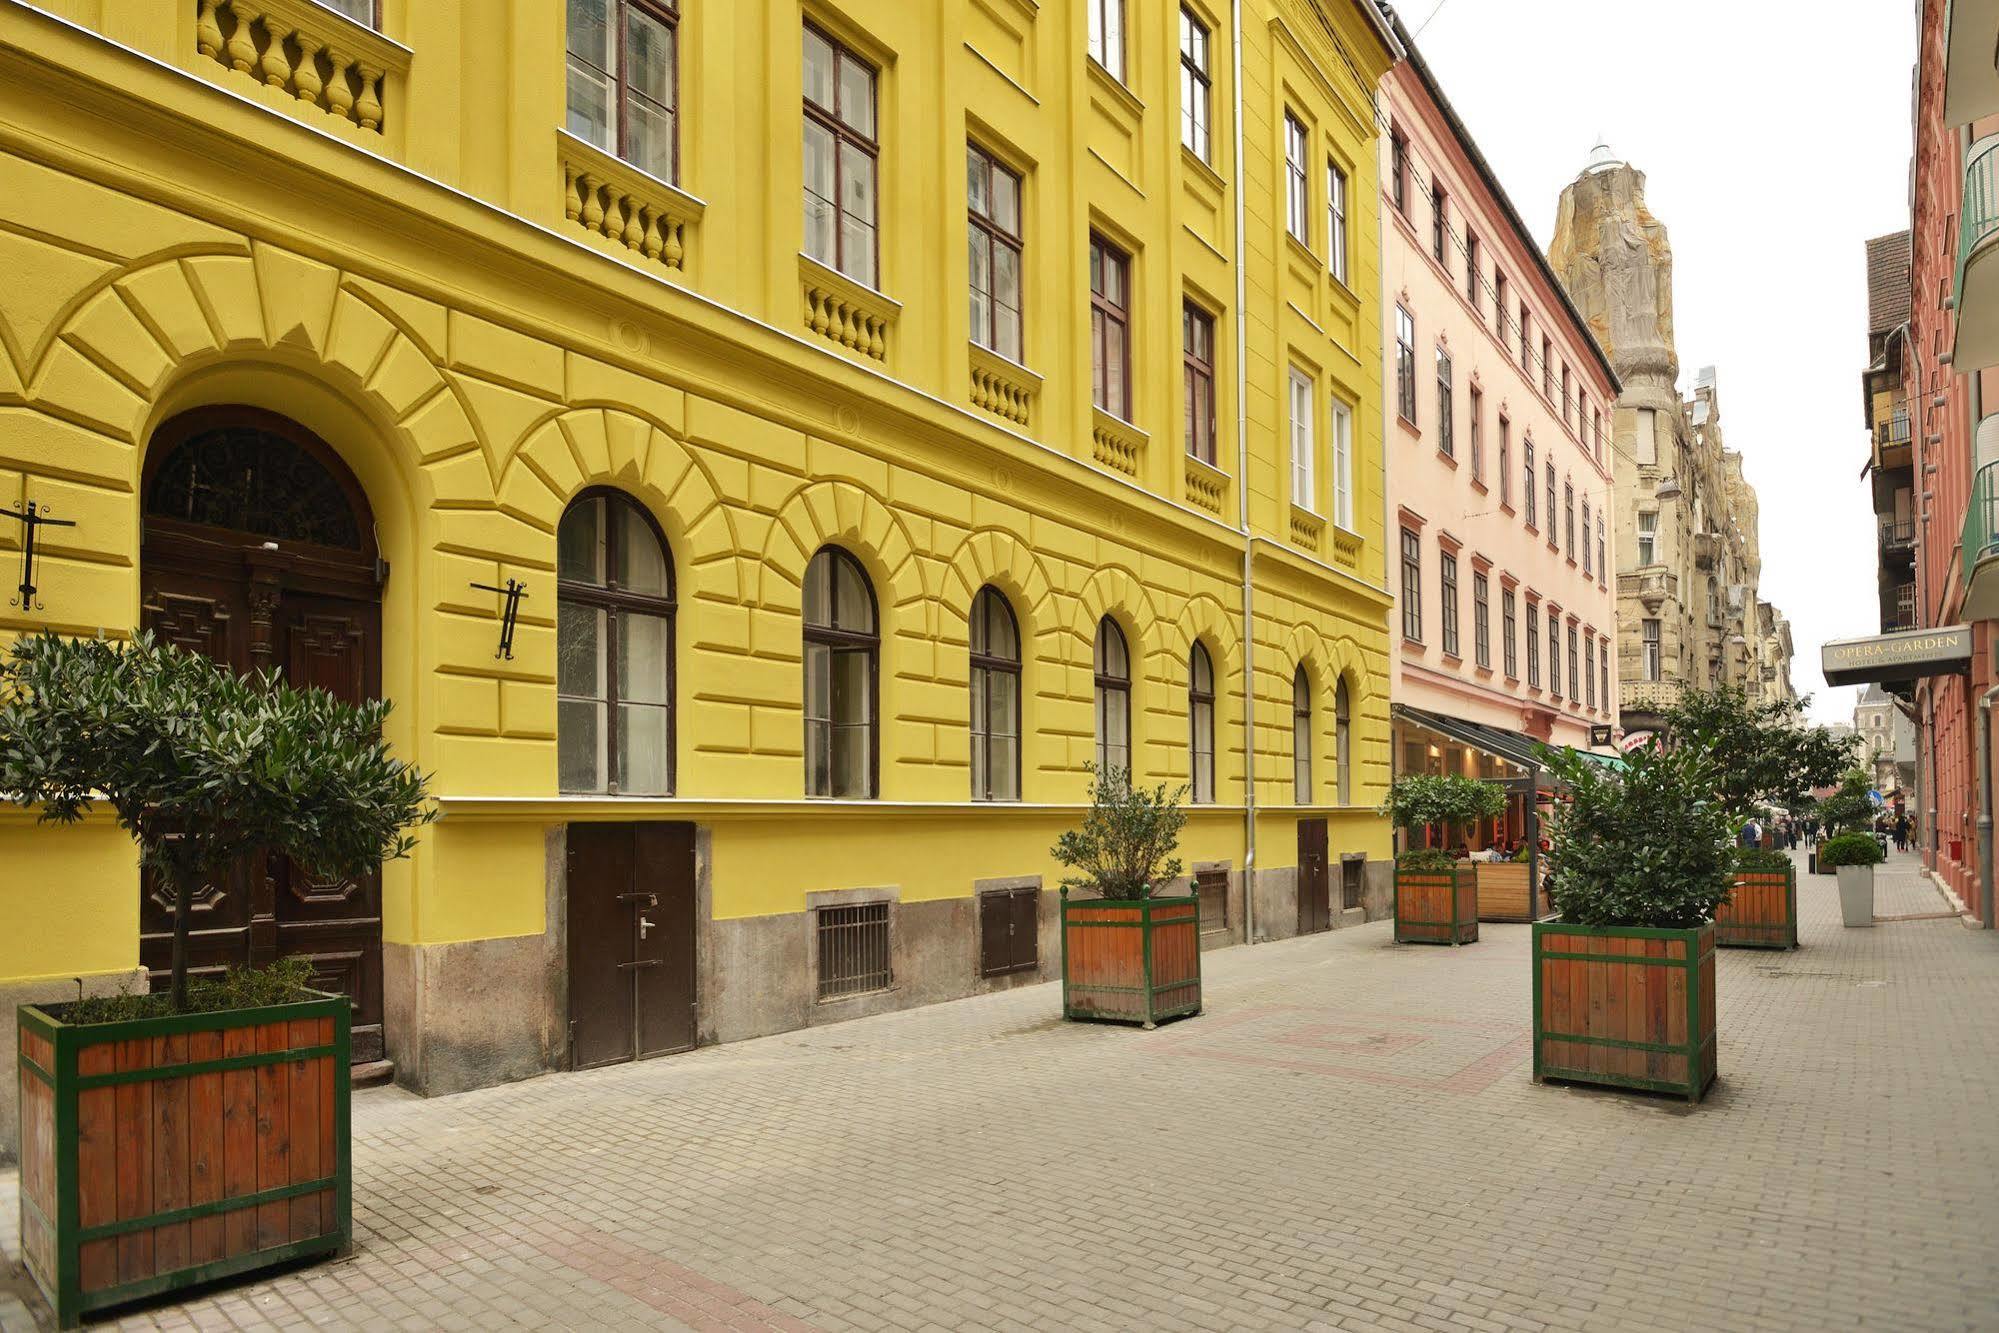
[1298, 818, 1332, 935]
[566, 822, 698, 1069]
[139, 408, 388, 1063]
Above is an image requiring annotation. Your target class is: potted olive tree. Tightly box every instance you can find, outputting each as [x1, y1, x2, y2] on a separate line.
[1821, 830, 1886, 928]
[1382, 774, 1508, 943]
[1533, 738, 1733, 1102]
[1052, 766, 1199, 1027]
[0, 632, 432, 1327]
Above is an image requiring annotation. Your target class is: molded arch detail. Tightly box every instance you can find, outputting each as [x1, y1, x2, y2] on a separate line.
[940, 528, 1056, 653]
[759, 478, 923, 620]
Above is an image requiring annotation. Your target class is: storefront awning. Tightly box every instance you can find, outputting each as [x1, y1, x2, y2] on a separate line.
[1394, 704, 1625, 779]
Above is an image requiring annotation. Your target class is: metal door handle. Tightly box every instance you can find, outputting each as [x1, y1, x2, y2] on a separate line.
[639, 915, 655, 939]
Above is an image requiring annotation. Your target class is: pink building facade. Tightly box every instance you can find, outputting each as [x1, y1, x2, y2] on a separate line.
[1377, 24, 1620, 848]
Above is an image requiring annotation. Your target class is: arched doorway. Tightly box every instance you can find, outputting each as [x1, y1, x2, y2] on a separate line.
[140, 406, 387, 1064]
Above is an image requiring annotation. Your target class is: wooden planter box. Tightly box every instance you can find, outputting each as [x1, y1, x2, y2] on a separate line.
[1059, 890, 1201, 1027]
[1472, 861, 1538, 922]
[1714, 866, 1798, 949]
[1394, 866, 1478, 945]
[1532, 922, 1716, 1103]
[18, 993, 350, 1328]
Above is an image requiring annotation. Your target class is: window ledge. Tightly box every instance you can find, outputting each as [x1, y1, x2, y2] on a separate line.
[969, 343, 1041, 428]
[1289, 505, 1325, 553]
[1183, 452, 1231, 516]
[1396, 415, 1421, 439]
[1469, 477, 1487, 494]
[1091, 409, 1147, 477]
[799, 253, 900, 362]
[1182, 144, 1227, 192]
[559, 129, 706, 275]
[196, 0, 412, 136]
[1087, 57, 1144, 116]
[1436, 449, 1458, 470]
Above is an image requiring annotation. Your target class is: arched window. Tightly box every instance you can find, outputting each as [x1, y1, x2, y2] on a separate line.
[557, 489, 675, 795]
[804, 546, 878, 798]
[1293, 666, 1312, 804]
[1188, 642, 1215, 804]
[1094, 618, 1131, 777]
[970, 587, 1021, 801]
[1335, 676, 1353, 805]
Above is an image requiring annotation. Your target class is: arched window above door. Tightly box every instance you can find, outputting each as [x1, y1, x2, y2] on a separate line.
[145, 410, 370, 553]
[557, 489, 676, 795]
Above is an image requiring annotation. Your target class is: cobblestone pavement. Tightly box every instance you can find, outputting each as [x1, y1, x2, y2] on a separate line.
[7, 847, 1999, 1332]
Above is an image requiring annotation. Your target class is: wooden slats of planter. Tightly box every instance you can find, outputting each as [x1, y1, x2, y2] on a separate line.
[1714, 868, 1798, 949]
[17, 994, 350, 1328]
[1059, 891, 1202, 1027]
[1394, 867, 1478, 945]
[1473, 862, 1537, 922]
[1532, 923, 1716, 1102]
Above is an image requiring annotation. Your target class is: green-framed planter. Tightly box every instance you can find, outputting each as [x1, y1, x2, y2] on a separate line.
[1714, 866, 1798, 949]
[1059, 889, 1201, 1027]
[1532, 922, 1716, 1103]
[1394, 865, 1478, 945]
[18, 991, 351, 1328]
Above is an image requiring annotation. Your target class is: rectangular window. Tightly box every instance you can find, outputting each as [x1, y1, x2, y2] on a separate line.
[1401, 528, 1423, 642]
[1545, 463, 1556, 545]
[1635, 406, 1658, 465]
[1395, 306, 1417, 423]
[967, 144, 1024, 363]
[1436, 348, 1454, 458]
[1600, 638, 1610, 704]
[803, 26, 879, 287]
[1284, 114, 1310, 244]
[1440, 552, 1460, 657]
[1183, 302, 1217, 465]
[1541, 336, 1553, 397]
[567, 0, 680, 182]
[1090, 235, 1131, 419]
[1592, 407, 1603, 458]
[1473, 571, 1490, 669]
[1179, 8, 1211, 160]
[1502, 588, 1518, 679]
[1637, 511, 1657, 565]
[1597, 516, 1606, 582]
[1469, 386, 1484, 481]
[1564, 481, 1575, 558]
[1519, 306, 1531, 370]
[1431, 182, 1448, 268]
[1390, 129, 1408, 214]
[1584, 634, 1596, 709]
[1561, 363, 1572, 423]
[817, 901, 891, 999]
[1290, 369, 1316, 510]
[1327, 161, 1348, 284]
[1548, 618, 1561, 699]
[1581, 499, 1592, 576]
[1498, 417, 1511, 506]
[1331, 398, 1354, 530]
[1526, 603, 1541, 688]
[1567, 623, 1579, 700]
[1523, 438, 1536, 527]
[1088, 0, 1126, 81]
[1495, 273, 1508, 337]
[1466, 233, 1481, 313]
[318, 0, 378, 24]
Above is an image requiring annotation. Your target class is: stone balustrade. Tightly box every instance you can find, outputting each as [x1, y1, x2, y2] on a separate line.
[968, 346, 1036, 427]
[800, 258, 896, 362]
[1183, 456, 1227, 515]
[1289, 507, 1323, 554]
[560, 132, 703, 275]
[1090, 412, 1145, 478]
[195, 0, 408, 135]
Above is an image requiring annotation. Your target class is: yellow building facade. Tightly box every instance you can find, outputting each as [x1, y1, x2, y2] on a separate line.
[0, 0, 1398, 1127]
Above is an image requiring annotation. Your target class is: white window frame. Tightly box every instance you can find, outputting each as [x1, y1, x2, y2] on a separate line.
[1326, 160, 1347, 284]
[1088, 0, 1126, 82]
[1331, 397, 1354, 530]
[1284, 114, 1310, 244]
[1289, 368, 1316, 512]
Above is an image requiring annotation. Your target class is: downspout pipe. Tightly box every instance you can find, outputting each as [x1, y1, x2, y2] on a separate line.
[1230, 0, 1255, 944]
[1978, 682, 1999, 928]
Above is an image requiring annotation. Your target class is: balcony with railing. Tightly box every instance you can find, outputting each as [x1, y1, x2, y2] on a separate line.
[1879, 517, 1916, 565]
[1965, 459, 1999, 619]
[1873, 400, 1913, 473]
[1884, 580, 1918, 633]
[1955, 135, 1999, 372]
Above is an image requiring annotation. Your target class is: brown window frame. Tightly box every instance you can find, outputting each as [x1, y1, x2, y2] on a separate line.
[1094, 617, 1133, 777]
[1183, 301, 1218, 465]
[1472, 570, 1490, 670]
[803, 24, 880, 286]
[557, 487, 678, 797]
[1440, 551, 1460, 658]
[1179, 6, 1212, 161]
[967, 143, 1025, 362]
[1390, 128, 1409, 214]
[969, 586, 1022, 802]
[803, 544, 880, 799]
[1188, 642, 1216, 805]
[567, 0, 681, 181]
[1293, 665, 1312, 804]
[1400, 528, 1423, 643]
[1501, 587, 1518, 679]
[1090, 234, 1133, 420]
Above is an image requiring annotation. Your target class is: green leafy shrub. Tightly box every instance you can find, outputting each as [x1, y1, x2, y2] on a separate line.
[1395, 848, 1459, 872]
[1663, 685, 1858, 822]
[1541, 739, 1734, 929]
[1820, 831, 1886, 868]
[1734, 847, 1793, 872]
[1816, 769, 1878, 837]
[1379, 773, 1507, 838]
[1052, 765, 1188, 900]
[0, 631, 435, 1011]
[58, 958, 320, 1026]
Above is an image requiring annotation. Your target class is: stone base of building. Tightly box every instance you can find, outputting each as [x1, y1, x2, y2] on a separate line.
[0, 967, 150, 1164]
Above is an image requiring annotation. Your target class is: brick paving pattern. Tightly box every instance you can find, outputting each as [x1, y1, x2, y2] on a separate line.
[5, 847, 1998, 1331]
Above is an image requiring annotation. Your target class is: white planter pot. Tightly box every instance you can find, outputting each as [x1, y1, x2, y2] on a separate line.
[1835, 864, 1875, 928]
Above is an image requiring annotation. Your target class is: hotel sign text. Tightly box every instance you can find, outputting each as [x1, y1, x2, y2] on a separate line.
[1821, 626, 1972, 686]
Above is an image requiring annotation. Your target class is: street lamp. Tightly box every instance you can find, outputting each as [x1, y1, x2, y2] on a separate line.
[1655, 475, 1685, 501]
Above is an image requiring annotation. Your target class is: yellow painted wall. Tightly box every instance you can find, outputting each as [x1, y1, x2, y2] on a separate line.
[0, 0, 1396, 979]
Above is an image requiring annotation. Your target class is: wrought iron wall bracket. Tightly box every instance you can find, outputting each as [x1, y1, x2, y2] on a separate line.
[2, 500, 77, 613]
[469, 578, 529, 659]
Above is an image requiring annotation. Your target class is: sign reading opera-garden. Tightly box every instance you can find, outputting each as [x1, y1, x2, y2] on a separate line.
[1821, 625, 1973, 686]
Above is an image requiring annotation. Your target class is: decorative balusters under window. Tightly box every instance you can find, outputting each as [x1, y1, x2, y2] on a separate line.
[195, 0, 408, 136]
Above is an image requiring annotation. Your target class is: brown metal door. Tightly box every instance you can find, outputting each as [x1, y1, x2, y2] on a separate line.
[568, 822, 697, 1068]
[1297, 819, 1330, 934]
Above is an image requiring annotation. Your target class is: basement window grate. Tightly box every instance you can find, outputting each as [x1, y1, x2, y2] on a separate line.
[817, 902, 891, 999]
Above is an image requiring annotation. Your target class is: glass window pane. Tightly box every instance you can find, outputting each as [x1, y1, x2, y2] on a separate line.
[806, 718, 830, 795]
[989, 737, 1019, 800]
[559, 496, 603, 585]
[616, 611, 670, 705]
[991, 670, 1019, 736]
[967, 147, 988, 215]
[995, 302, 1021, 363]
[614, 501, 670, 594]
[832, 725, 871, 797]
[993, 244, 1020, 313]
[838, 57, 876, 138]
[831, 646, 872, 726]
[803, 28, 835, 110]
[840, 142, 876, 224]
[566, 0, 609, 64]
[565, 60, 614, 150]
[557, 602, 605, 698]
[992, 169, 1019, 233]
[833, 555, 875, 632]
[625, 8, 676, 104]
[804, 641, 830, 721]
[558, 698, 605, 792]
[989, 595, 1017, 659]
[969, 227, 992, 303]
[841, 216, 877, 287]
[625, 95, 675, 180]
[617, 702, 670, 794]
[804, 552, 833, 628]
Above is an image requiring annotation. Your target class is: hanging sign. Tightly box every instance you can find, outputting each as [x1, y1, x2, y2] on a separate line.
[1821, 626, 1971, 685]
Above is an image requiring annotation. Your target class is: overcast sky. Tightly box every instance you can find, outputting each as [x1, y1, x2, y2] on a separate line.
[1409, 0, 1916, 724]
